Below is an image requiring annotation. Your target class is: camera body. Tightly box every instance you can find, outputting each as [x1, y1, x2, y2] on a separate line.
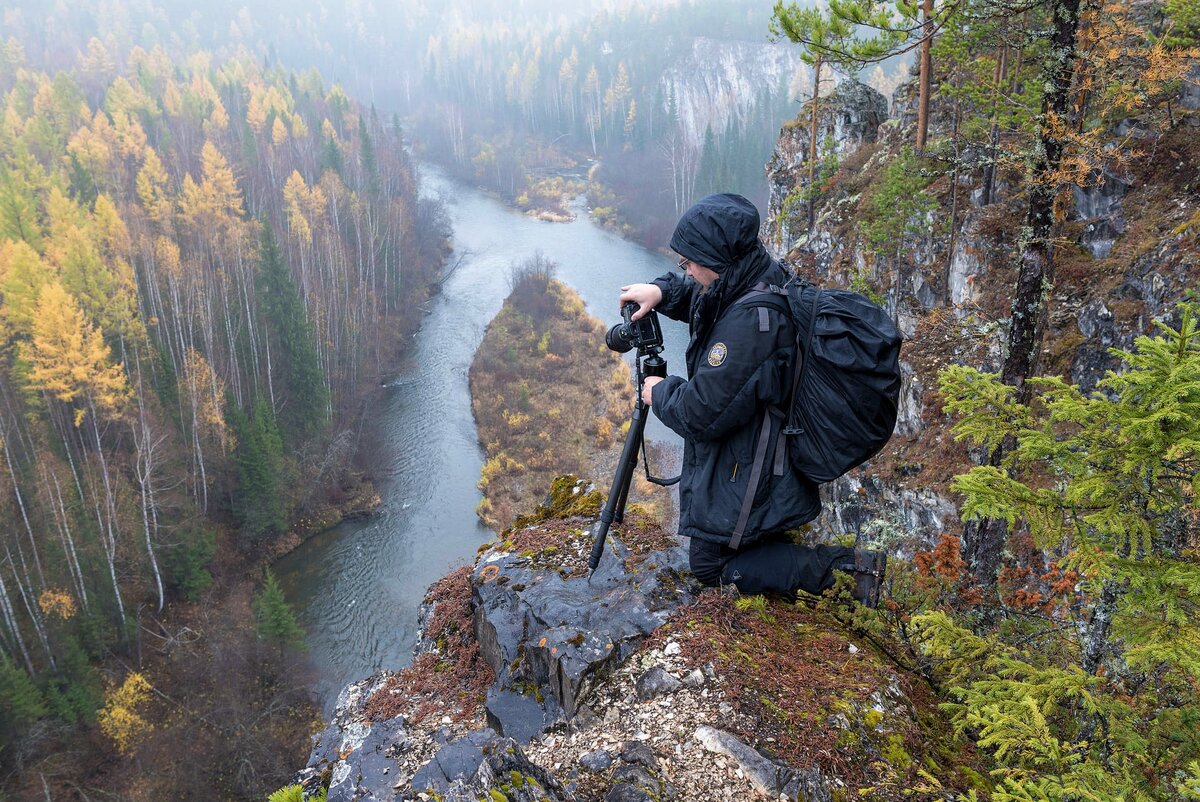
[606, 302, 663, 353]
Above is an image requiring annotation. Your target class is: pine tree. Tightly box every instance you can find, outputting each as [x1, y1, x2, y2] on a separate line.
[254, 570, 304, 649]
[231, 395, 286, 545]
[770, 1, 885, 228]
[256, 223, 328, 441]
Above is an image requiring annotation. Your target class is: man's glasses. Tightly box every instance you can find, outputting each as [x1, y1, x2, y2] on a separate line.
[676, 255, 690, 272]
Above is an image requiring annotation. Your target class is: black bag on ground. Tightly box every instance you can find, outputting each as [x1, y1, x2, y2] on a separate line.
[741, 280, 903, 483]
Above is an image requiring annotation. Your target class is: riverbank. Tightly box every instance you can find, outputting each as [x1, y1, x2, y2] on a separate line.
[271, 163, 687, 715]
[469, 259, 632, 530]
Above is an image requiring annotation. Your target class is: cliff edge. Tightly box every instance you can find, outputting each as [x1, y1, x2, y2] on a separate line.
[287, 478, 974, 802]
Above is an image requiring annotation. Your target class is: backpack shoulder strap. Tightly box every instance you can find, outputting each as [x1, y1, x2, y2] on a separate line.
[732, 282, 791, 332]
[774, 285, 821, 477]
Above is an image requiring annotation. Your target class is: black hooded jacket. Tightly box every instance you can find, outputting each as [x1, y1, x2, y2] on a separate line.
[650, 194, 821, 547]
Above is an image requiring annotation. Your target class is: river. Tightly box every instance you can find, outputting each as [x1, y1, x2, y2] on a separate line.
[274, 165, 688, 711]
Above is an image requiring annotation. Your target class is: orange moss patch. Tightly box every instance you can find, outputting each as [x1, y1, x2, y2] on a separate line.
[363, 567, 494, 728]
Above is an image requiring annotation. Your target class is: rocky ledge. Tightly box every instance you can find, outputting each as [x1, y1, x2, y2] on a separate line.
[291, 478, 979, 801]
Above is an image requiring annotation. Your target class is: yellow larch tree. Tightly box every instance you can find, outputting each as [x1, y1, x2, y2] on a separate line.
[179, 140, 243, 237]
[0, 239, 54, 342]
[283, 170, 313, 245]
[135, 147, 174, 228]
[66, 109, 117, 186]
[24, 281, 130, 425]
[271, 115, 288, 148]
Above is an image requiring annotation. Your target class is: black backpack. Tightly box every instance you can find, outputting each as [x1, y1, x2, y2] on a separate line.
[738, 280, 903, 484]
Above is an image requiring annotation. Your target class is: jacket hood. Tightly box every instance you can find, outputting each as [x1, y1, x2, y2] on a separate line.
[669, 193, 762, 273]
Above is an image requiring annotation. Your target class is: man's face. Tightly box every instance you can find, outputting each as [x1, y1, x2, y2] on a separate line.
[678, 256, 720, 288]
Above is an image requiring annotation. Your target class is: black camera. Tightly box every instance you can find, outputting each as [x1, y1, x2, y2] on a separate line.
[606, 302, 663, 353]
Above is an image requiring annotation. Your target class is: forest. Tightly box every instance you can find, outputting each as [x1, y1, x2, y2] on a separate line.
[0, 0, 1198, 799]
[1, 0, 873, 247]
[0, 24, 447, 800]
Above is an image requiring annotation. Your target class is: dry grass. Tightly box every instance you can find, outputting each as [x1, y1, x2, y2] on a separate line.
[363, 566, 494, 728]
[469, 272, 633, 530]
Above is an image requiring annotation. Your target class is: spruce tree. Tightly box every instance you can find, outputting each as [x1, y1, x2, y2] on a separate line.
[928, 299, 1200, 798]
[254, 570, 305, 650]
[256, 223, 329, 442]
[358, 113, 380, 198]
[0, 658, 46, 753]
[231, 395, 286, 545]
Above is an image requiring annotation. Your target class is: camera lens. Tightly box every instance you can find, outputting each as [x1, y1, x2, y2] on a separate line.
[605, 323, 634, 353]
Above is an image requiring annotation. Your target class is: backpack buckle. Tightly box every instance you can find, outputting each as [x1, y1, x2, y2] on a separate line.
[781, 426, 804, 436]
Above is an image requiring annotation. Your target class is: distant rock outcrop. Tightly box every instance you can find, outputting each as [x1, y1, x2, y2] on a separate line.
[766, 80, 889, 256]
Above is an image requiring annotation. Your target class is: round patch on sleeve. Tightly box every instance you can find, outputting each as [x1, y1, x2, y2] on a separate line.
[707, 342, 728, 367]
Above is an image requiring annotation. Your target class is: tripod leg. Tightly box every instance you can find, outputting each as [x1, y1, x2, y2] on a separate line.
[589, 400, 650, 574]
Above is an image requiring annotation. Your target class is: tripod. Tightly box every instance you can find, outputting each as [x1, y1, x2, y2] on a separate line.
[588, 346, 679, 576]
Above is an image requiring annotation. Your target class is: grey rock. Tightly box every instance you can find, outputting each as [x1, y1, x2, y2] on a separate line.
[695, 725, 830, 800]
[1071, 169, 1130, 260]
[485, 687, 552, 744]
[635, 666, 682, 701]
[570, 704, 600, 732]
[613, 762, 660, 789]
[473, 532, 695, 718]
[681, 668, 706, 688]
[619, 740, 660, 772]
[1072, 299, 1123, 393]
[325, 715, 408, 802]
[1184, 63, 1200, 110]
[766, 80, 888, 255]
[781, 769, 834, 802]
[306, 721, 344, 769]
[579, 748, 615, 772]
[410, 730, 570, 801]
[605, 783, 658, 802]
[818, 473, 958, 547]
[410, 728, 499, 794]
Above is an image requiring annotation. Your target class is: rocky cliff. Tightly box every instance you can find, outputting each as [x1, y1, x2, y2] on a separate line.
[661, 38, 800, 151]
[288, 478, 973, 801]
[763, 75, 1200, 557]
[286, 67, 1199, 802]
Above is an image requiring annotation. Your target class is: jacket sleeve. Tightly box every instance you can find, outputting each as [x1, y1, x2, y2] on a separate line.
[651, 304, 791, 442]
[651, 273, 693, 322]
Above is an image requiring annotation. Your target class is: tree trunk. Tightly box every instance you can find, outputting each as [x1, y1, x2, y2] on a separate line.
[807, 57, 823, 231]
[916, 0, 934, 151]
[87, 400, 127, 631]
[965, 0, 1083, 587]
[981, 41, 1009, 207]
[133, 360, 165, 614]
[0, 571, 34, 674]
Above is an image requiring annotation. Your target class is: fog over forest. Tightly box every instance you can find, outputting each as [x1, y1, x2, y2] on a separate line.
[4, 0, 902, 243]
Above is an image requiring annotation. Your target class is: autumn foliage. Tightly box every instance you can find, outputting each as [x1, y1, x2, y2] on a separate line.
[468, 255, 633, 530]
[0, 32, 444, 801]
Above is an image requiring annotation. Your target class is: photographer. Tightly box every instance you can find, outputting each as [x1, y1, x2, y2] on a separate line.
[619, 193, 885, 605]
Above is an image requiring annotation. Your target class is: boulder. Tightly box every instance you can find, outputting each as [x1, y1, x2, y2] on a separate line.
[473, 530, 695, 732]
